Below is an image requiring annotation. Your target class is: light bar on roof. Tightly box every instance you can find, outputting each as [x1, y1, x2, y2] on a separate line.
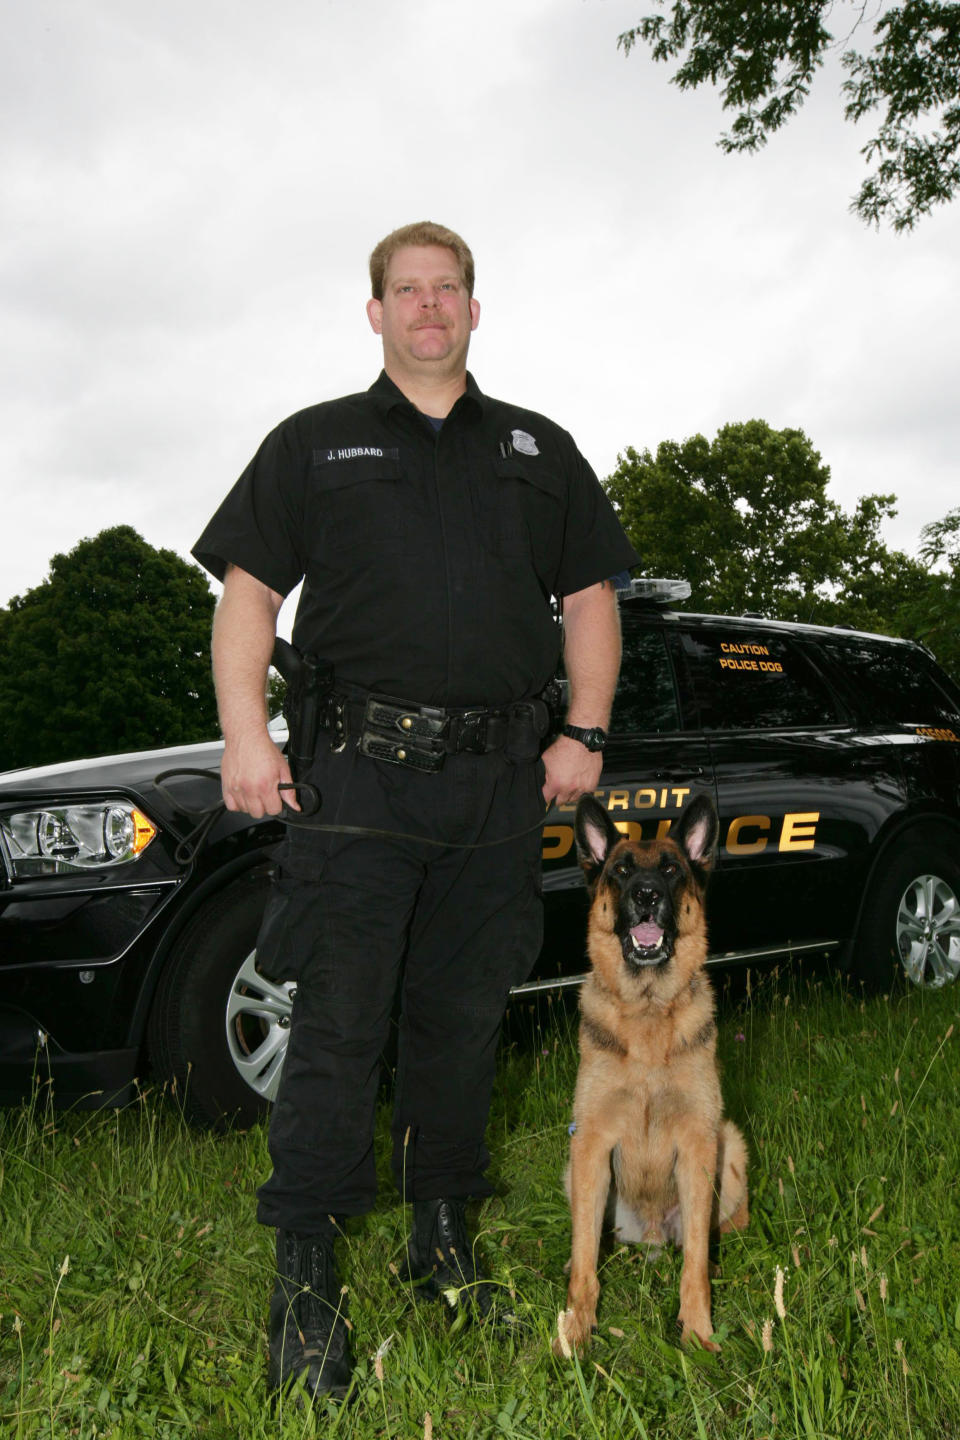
[619, 578, 691, 604]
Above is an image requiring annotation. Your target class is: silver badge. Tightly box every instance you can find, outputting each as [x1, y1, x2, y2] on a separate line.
[511, 429, 539, 456]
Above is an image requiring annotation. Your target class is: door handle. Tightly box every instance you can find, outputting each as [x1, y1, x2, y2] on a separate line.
[653, 766, 704, 780]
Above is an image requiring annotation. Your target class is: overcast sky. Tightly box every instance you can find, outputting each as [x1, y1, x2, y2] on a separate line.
[4, 0, 958, 629]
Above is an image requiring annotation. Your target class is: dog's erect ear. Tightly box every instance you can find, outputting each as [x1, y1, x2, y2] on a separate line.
[674, 792, 719, 873]
[574, 794, 622, 887]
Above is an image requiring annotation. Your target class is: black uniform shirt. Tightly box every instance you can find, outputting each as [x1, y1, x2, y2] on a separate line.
[193, 371, 638, 708]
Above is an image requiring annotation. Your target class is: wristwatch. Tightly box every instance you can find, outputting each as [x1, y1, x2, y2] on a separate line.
[562, 723, 607, 753]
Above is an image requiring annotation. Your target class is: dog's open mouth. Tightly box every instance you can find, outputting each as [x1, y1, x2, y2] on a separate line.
[623, 920, 669, 967]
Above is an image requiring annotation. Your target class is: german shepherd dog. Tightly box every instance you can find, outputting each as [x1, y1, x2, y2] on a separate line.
[555, 792, 748, 1355]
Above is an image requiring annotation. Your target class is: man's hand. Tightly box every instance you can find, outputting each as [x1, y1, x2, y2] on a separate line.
[540, 579, 621, 807]
[212, 566, 296, 817]
[221, 728, 299, 817]
[221, 727, 299, 817]
[540, 734, 603, 807]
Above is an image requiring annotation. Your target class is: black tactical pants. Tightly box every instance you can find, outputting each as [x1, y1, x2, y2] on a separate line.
[255, 737, 545, 1232]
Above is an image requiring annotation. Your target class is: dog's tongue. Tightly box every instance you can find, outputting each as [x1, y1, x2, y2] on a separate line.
[631, 921, 663, 948]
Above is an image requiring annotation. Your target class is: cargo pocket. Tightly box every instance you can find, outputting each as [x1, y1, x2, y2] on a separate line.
[509, 853, 545, 992]
[253, 865, 322, 983]
[535, 755, 548, 807]
[280, 735, 363, 870]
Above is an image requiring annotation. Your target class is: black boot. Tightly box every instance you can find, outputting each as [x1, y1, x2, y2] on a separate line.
[268, 1228, 354, 1404]
[398, 1198, 504, 1321]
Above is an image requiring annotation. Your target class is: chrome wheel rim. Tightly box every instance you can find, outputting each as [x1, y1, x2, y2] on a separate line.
[896, 873, 960, 988]
[225, 950, 294, 1101]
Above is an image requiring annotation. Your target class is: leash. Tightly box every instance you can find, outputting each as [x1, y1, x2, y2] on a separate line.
[152, 769, 550, 865]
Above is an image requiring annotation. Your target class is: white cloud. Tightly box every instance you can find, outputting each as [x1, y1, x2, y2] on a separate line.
[2, 0, 958, 609]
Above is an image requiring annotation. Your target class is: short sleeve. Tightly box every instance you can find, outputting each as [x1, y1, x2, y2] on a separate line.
[192, 417, 308, 596]
[553, 442, 639, 596]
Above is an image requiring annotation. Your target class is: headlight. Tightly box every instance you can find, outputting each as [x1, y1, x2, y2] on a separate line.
[1, 801, 158, 877]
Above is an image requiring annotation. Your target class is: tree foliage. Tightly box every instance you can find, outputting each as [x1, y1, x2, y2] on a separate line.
[619, 1, 960, 230]
[909, 505, 960, 674]
[606, 419, 891, 618]
[605, 420, 960, 679]
[0, 526, 218, 769]
[919, 503, 960, 566]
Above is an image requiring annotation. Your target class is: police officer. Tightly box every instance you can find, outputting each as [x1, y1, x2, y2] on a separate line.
[193, 221, 638, 1402]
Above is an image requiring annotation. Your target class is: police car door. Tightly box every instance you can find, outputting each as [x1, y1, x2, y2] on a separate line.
[678, 622, 860, 962]
[536, 612, 715, 986]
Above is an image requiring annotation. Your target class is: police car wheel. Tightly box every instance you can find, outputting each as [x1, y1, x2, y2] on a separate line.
[148, 871, 286, 1128]
[850, 829, 960, 991]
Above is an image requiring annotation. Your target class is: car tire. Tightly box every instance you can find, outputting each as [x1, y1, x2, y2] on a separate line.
[850, 828, 960, 991]
[147, 871, 292, 1128]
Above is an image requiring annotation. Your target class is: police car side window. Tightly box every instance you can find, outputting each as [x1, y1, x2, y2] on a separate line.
[682, 629, 839, 731]
[819, 639, 960, 727]
[610, 626, 681, 735]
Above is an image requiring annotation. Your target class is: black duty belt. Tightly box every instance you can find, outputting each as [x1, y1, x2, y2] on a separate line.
[329, 693, 552, 772]
[270, 640, 562, 775]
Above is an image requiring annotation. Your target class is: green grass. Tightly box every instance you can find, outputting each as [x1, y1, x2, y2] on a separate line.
[1, 967, 959, 1438]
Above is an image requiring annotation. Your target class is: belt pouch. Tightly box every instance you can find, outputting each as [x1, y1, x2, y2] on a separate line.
[505, 699, 549, 763]
[359, 695, 447, 771]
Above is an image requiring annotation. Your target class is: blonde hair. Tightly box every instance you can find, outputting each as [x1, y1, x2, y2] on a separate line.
[369, 221, 475, 299]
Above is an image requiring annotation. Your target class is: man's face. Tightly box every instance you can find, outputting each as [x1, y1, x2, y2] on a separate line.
[366, 245, 480, 380]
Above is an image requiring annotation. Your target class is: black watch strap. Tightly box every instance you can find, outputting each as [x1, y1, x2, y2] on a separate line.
[562, 723, 607, 752]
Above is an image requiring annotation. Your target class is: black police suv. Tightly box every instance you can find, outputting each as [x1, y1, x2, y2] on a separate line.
[2, 582, 959, 1128]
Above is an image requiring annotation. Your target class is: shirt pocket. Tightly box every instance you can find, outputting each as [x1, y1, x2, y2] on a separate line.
[311, 452, 408, 555]
[481, 456, 565, 564]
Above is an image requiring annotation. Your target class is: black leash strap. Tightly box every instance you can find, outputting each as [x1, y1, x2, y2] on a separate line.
[152, 770, 549, 861]
[152, 768, 235, 865]
[277, 781, 322, 816]
[153, 767, 225, 815]
[279, 802, 551, 851]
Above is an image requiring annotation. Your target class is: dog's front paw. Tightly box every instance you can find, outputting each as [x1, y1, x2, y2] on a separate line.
[678, 1315, 719, 1353]
[552, 1306, 595, 1358]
